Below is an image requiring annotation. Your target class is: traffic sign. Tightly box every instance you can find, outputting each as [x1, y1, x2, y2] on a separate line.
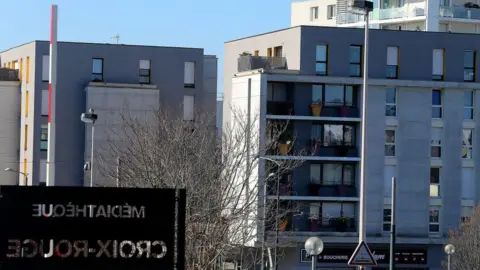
[348, 241, 377, 266]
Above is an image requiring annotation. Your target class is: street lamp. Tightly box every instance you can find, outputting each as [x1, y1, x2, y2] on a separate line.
[81, 108, 98, 187]
[444, 244, 455, 270]
[5, 168, 28, 186]
[258, 156, 282, 270]
[305, 237, 324, 270]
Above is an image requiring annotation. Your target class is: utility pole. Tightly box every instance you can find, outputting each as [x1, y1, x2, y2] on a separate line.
[389, 177, 397, 270]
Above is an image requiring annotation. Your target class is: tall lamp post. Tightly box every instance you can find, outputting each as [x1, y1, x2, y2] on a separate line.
[5, 168, 28, 186]
[258, 156, 282, 270]
[304, 237, 324, 270]
[81, 108, 98, 187]
[444, 244, 455, 270]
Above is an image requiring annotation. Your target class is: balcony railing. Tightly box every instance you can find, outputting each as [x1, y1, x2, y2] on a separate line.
[306, 183, 357, 197]
[310, 141, 359, 158]
[337, 4, 425, 24]
[440, 6, 480, 20]
[237, 56, 287, 72]
[0, 69, 19, 81]
[271, 216, 357, 233]
[267, 101, 294, 115]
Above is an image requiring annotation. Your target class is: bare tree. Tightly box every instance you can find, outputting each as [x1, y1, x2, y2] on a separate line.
[97, 107, 305, 270]
[443, 205, 480, 270]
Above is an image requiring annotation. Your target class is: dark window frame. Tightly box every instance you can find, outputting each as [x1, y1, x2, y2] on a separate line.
[315, 44, 328, 76]
[383, 208, 391, 232]
[349, 45, 362, 77]
[139, 60, 151, 84]
[464, 50, 476, 82]
[92, 58, 104, 82]
[309, 162, 356, 186]
[312, 84, 359, 107]
[40, 125, 48, 151]
[310, 122, 357, 147]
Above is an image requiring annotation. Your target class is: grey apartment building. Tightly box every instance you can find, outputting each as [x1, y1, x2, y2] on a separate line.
[223, 26, 480, 270]
[0, 41, 217, 187]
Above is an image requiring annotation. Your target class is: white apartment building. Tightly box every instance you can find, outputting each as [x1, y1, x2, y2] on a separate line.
[292, 0, 480, 33]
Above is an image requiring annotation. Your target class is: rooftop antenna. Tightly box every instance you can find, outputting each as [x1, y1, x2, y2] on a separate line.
[111, 33, 120, 44]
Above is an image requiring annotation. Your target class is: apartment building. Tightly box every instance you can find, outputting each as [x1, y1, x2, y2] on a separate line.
[0, 41, 217, 187]
[223, 26, 480, 270]
[291, 0, 480, 33]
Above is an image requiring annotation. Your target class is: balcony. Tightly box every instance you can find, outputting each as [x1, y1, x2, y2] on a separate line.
[0, 68, 19, 81]
[440, 6, 480, 20]
[237, 56, 287, 72]
[310, 142, 358, 158]
[306, 183, 357, 197]
[337, 4, 425, 24]
[270, 215, 357, 234]
[267, 101, 294, 115]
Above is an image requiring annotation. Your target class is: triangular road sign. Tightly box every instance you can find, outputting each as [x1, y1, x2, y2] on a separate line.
[348, 241, 377, 266]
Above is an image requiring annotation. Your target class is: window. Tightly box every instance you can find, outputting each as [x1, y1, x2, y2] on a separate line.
[385, 130, 395, 156]
[461, 206, 473, 223]
[462, 129, 473, 159]
[312, 85, 323, 104]
[323, 124, 356, 146]
[432, 49, 444, 80]
[24, 125, 28, 151]
[386, 47, 398, 79]
[41, 90, 48, 116]
[26, 57, 30, 83]
[19, 58, 23, 81]
[40, 159, 47, 185]
[310, 164, 321, 184]
[350, 46, 362, 77]
[432, 89, 442, 119]
[139, 60, 151, 84]
[464, 90, 474, 120]
[267, 48, 272, 57]
[92, 58, 104, 82]
[25, 91, 29, 117]
[385, 88, 396, 116]
[40, 125, 48, 151]
[313, 84, 357, 107]
[311, 124, 322, 142]
[254, 50, 259, 56]
[42, 55, 49, 81]
[310, 6, 319, 20]
[383, 208, 391, 232]
[431, 128, 442, 158]
[429, 209, 440, 233]
[430, 167, 440, 197]
[13, 61, 19, 70]
[184, 61, 195, 88]
[274, 46, 282, 57]
[327, 5, 336, 19]
[464, 50, 475, 82]
[183, 95, 195, 121]
[461, 168, 474, 200]
[23, 159, 27, 184]
[310, 163, 355, 185]
[310, 202, 320, 219]
[384, 166, 395, 197]
[315, 45, 328, 76]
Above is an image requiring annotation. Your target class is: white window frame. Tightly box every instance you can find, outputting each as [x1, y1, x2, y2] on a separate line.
[310, 6, 319, 20]
[327, 5, 336, 19]
[383, 207, 391, 232]
[429, 208, 440, 233]
[42, 55, 50, 82]
[385, 87, 396, 117]
[385, 129, 395, 157]
[464, 90, 474, 120]
[430, 167, 441, 197]
[431, 128, 442, 158]
[432, 89, 442, 119]
[462, 128, 473, 159]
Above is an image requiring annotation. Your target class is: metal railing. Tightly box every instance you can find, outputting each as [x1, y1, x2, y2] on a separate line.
[0, 69, 19, 81]
[440, 6, 480, 20]
[237, 56, 287, 72]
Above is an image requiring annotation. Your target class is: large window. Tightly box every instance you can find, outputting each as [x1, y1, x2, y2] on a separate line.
[432, 49, 444, 80]
[315, 45, 328, 76]
[310, 163, 355, 185]
[310, 6, 319, 20]
[327, 5, 336, 19]
[385, 129, 395, 156]
[40, 125, 48, 151]
[430, 167, 440, 197]
[311, 84, 357, 107]
[383, 208, 391, 232]
[385, 88, 396, 117]
[432, 89, 442, 119]
[464, 50, 476, 82]
[431, 128, 442, 158]
[386, 46, 398, 79]
[429, 209, 440, 233]
[139, 60, 151, 84]
[462, 168, 474, 200]
[183, 95, 195, 121]
[323, 124, 356, 146]
[462, 129, 473, 159]
[349, 46, 362, 77]
[92, 58, 104, 82]
[184, 61, 195, 88]
[42, 55, 49, 81]
[464, 90, 474, 120]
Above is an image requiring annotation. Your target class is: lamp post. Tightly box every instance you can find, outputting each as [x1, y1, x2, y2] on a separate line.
[444, 244, 455, 270]
[5, 168, 28, 186]
[81, 108, 98, 187]
[304, 237, 324, 270]
[258, 156, 282, 270]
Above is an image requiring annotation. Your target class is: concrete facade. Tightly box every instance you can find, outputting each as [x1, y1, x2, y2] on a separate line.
[224, 26, 480, 269]
[0, 41, 217, 187]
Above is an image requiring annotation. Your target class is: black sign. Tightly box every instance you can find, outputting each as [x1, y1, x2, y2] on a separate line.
[0, 186, 186, 270]
[300, 247, 427, 264]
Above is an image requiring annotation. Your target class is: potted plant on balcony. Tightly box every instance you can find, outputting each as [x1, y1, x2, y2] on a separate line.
[310, 99, 322, 117]
[239, 51, 252, 56]
[279, 218, 288, 232]
[309, 215, 319, 232]
[278, 129, 293, 155]
[339, 104, 349, 117]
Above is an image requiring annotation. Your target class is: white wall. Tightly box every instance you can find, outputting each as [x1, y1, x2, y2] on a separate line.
[85, 83, 160, 187]
[291, 0, 338, 27]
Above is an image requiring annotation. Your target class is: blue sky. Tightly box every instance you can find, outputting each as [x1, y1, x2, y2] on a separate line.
[3, 0, 295, 98]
